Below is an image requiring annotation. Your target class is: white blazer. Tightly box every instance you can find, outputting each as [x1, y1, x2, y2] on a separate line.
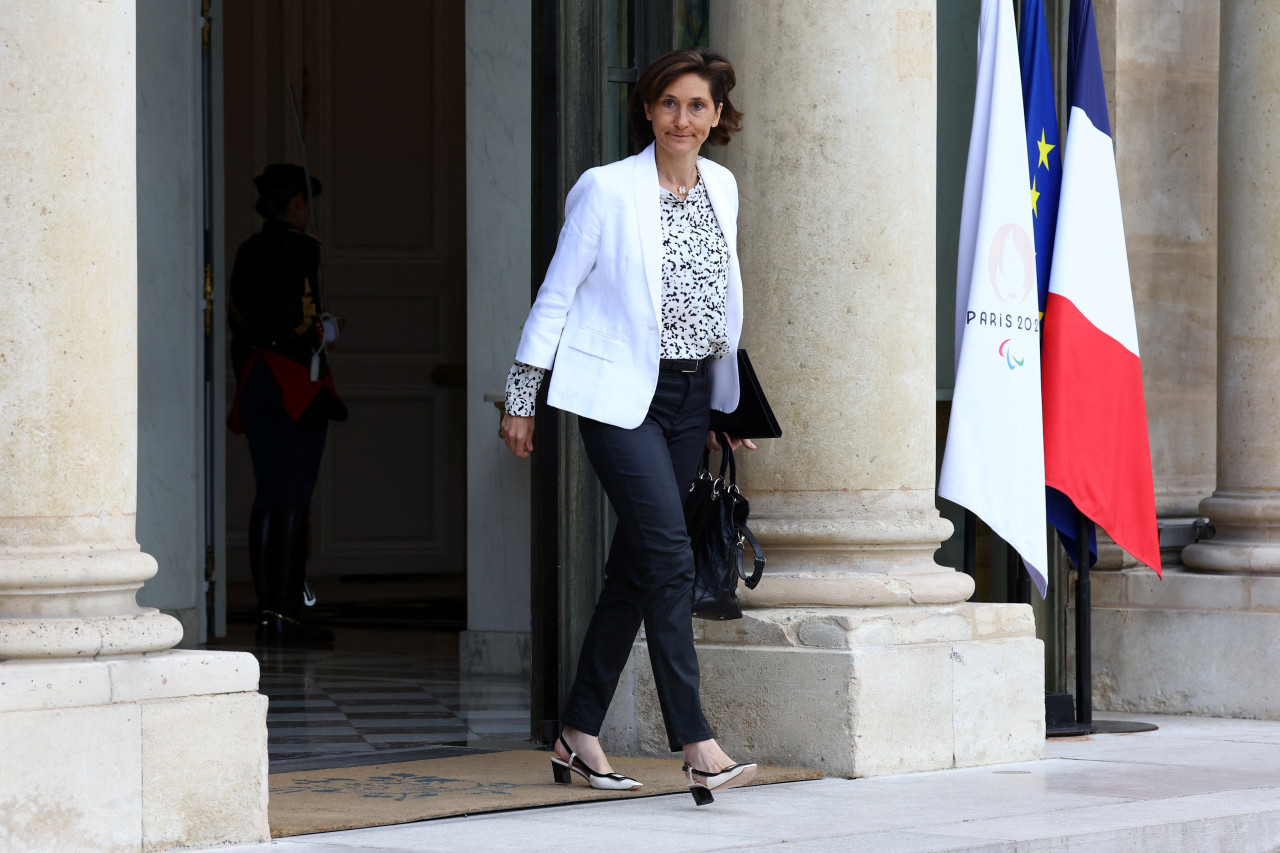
[515, 143, 742, 429]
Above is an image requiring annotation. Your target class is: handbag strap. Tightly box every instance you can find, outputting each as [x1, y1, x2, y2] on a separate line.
[737, 524, 765, 589]
[689, 446, 716, 498]
[717, 432, 736, 488]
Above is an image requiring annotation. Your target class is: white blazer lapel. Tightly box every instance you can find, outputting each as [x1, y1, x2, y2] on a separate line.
[633, 143, 663, 324]
[699, 158, 736, 250]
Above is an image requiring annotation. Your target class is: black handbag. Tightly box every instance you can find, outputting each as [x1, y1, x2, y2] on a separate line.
[709, 349, 782, 439]
[685, 433, 765, 620]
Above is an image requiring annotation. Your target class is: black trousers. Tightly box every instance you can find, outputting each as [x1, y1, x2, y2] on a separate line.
[240, 357, 328, 510]
[562, 364, 714, 752]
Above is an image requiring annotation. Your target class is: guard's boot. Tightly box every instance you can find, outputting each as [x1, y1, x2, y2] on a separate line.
[249, 507, 286, 647]
[256, 505, 302, 646]
[248, 507, 271, 608]
[258, 505, 333, 648]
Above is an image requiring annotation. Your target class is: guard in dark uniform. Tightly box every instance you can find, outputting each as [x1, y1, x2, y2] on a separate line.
[228, 163, 347, 647]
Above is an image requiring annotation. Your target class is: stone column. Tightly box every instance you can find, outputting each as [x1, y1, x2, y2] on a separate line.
[1080, 0, 1232, 717]
[1092, 0, 1280, 719]
[603, 0, 1044, 777]
[0, 6, 183, 660]
[721, 0, 966, 610]
[0, 3, 268, 849]
[1182, 0, 1280, 578]
[1110, 0, 1217, 558]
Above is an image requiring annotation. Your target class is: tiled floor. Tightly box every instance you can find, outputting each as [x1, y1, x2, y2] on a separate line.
[228, 644, 534, 771]
[206, 581, 536, 771]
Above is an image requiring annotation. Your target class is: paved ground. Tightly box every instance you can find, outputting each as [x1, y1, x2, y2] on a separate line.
[189, 713, 1280, 852]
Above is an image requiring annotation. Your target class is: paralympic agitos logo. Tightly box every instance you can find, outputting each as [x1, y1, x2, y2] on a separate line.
[999, 338, 1024, 370]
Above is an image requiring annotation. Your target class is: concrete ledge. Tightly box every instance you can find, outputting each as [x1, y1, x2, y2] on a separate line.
[1087, 604, 1280, 717]
[1081, 568, 1280, 716]
[0, 649, 260, 713]
[1091, 565, 1280, 612]
[110, 649, 260, 704]
[141, 692, 270, 850]
[605, 604, 1045, 777]
[0, 704, 143, 851]
[698, 602, 1036, 648]
[0, 650, 268, 852]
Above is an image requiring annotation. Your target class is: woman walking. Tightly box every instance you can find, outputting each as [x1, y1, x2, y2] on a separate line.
[500, 47, 756, 805]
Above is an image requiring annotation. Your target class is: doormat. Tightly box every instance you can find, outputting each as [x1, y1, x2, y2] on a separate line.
[269, 749, 824, 837]
[270, 745, 495, 775]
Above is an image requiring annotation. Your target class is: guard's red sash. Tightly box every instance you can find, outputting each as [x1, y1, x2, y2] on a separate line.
[227, 349, 341, 434]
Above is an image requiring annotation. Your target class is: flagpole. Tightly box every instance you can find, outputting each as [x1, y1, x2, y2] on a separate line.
[1074, 509, 1092, 728]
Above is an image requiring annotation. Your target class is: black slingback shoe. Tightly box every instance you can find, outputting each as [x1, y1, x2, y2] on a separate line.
[550, 735, 643, 791]
[684, 761, 757, 806]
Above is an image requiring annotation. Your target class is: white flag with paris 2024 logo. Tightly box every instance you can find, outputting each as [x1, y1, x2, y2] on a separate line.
[939, 0, 1049, 595]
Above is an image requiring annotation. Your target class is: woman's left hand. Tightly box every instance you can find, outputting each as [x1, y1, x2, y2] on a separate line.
[706, 431, 757, 452]
[500, 414, 536, 458]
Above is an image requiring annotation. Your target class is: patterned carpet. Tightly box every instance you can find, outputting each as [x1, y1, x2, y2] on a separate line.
[268, 751, 826, 837]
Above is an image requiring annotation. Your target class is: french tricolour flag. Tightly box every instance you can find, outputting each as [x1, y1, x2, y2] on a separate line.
[1041, 0, 1162, 575]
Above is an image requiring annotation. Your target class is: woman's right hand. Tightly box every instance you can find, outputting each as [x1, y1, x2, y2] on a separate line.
[500, 414, 536, 458]
[707, 431, 757, 453]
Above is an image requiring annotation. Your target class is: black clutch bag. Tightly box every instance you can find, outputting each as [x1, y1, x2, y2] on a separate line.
[709, 349, 782, 439]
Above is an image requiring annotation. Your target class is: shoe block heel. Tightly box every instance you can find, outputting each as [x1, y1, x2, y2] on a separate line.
[552, 762, 572, 784]
[689, 785, 714, 806]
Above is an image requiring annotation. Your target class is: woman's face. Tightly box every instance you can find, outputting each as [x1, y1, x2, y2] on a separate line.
[645, 73, 722, 159]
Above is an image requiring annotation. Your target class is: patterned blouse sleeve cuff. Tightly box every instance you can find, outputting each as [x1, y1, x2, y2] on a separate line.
[504, 361, 545, 417]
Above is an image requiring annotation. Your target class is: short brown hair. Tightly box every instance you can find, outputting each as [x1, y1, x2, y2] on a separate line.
[629, 47, 743, 150]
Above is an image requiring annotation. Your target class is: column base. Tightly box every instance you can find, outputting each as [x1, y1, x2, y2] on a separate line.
[0, 609, 184, 659]
[741, 491, 973, 607]
[601, 603, 1044, 777]
[0, 529, 185, 658]
[1183, 491, 1280, 573]
[1085, 567, 1280, 717]
[0, 650, 268, 851]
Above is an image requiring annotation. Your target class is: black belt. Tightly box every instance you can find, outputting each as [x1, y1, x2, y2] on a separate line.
[659, 357, 704, 373]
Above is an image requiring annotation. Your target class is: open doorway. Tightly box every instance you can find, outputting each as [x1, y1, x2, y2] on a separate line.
[217, 1, 467, 649]
[129, 0, 541, 774]
[208, 0, 518, 772]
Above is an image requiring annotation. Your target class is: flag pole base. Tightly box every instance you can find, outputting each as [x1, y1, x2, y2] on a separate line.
[1044, 692, 1159, 737]
[1091, 719, 1159, 735]
[1045, 692, 1095, 737]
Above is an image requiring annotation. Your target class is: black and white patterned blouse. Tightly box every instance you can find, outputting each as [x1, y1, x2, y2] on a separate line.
[505, 177, 730, 417]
